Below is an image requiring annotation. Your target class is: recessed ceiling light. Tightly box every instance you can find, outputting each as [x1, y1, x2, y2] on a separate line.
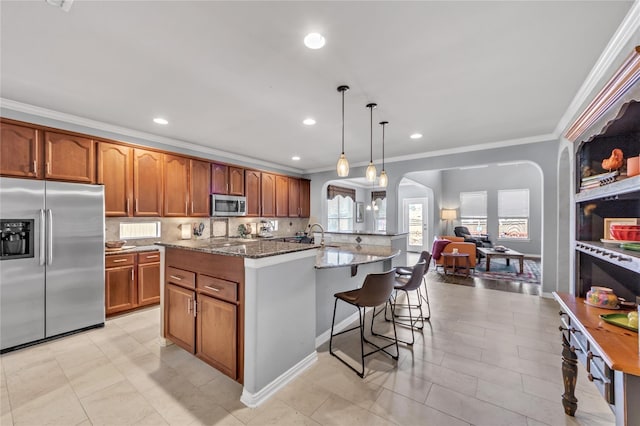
[410, 133, 423, 139]
[292, 156, 301, 161]
[153, 117, 168, 125]
[304, 33, 326, 49]
[303, 118, 316, 126]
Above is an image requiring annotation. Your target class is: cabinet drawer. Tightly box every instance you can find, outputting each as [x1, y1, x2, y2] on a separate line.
[198, 274, 237, 302]
[166, 266, 196, 289]
[138, 251, 160, 264]
[106, 253, 135, 268]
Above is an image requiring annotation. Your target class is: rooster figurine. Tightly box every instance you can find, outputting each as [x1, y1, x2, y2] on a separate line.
[601, 148, 624, 171]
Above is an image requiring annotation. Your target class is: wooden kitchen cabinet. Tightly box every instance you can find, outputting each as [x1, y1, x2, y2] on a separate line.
[97, 142, 133, 216]
[44, 131, 95, 183]
[212, 163, 245, 195]
[299, 179, 310, 217]
[245, 169, 261, 217]
[105, 254, 136, 315]
[275, 175, 289, 217]
[163, 154, 189, 216]
[261, 172, 276, 217]
[133, 148, 163, 216]
[189, 159, 210, 216]
[288, 178, 300, 218]
[165, 283, 196, 353]
[105, 251, 160, 315]
[138, 251, 161, 306]
[196, 293, 237, 378]
[0, 122, 41, 179]
[164, 248, 244, 382]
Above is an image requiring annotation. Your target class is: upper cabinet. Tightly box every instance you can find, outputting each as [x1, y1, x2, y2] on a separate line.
[275, 175, 289, 217]
[133, 149, 163, 217]
[212, 163, 245, 195]
[97, 142, 133, 216]
[261, 172, 276, 217]
[189, 159, 211, 217]
[245, 169, 261, 217]
[287, 178, 311, 218]
[163, 154, 189, 217]
[299, 179, 310, 218]
[0, 122, 41, 179]
[44, 132, 95, 183]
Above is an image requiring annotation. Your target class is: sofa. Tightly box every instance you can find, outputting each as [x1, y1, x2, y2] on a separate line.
[433, 236, 477, 272]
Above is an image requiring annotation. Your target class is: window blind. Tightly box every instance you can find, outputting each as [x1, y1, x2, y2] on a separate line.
[498, 189, 529, 217]
[460, 191, 487, 218]
[371, 190, 386, 201]
[327, 185, 355, 201]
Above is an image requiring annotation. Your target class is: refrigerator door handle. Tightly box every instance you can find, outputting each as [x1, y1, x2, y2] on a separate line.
[39, 209, 46, 266]
[47, 209, 53, 265]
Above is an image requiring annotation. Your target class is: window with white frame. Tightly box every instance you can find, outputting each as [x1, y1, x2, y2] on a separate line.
[498, 189, 529, 239]
[459, 191, 487, 235]
[327, 195, 354, 232]
[372, 191, 386, 232]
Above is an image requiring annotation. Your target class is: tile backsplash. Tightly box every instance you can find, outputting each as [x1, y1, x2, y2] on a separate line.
[105, 216, 314, 246]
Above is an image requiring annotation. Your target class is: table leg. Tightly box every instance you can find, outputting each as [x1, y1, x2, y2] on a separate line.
[464, 256, 470, 277]
[518, 257, 523, 274]
[561, 333, 578, 416]
[506, 258, 510, 266]
[486, 256, 491, 271]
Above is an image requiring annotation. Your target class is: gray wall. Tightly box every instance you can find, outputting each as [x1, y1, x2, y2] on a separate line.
[439, 162, 542, 255]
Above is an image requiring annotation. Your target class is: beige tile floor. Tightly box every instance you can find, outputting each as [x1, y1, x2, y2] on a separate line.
[1, 274, 616, 425]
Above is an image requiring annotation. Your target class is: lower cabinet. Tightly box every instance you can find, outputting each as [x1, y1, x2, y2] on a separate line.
[105, 250, 160, 316]
[164, 248, 244, 382]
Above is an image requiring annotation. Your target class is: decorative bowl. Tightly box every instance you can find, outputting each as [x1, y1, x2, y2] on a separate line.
[105, 240, 127, 249]
[609, 224, 640, 241]
[585, 286, 619, 309]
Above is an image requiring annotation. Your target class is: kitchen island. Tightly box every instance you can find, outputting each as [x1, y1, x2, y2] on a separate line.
[155, 238, 399, 407]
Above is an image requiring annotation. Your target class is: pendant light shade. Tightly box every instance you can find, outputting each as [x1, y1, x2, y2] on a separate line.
[365, 103, 377, 182]
[336, 85, 350, 177]
[378, 121, 389, 188]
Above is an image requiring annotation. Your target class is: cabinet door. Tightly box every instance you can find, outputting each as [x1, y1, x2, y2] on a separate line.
[196, 293, 237, 379]
[105, 265, 136, 315]
[44, 131, 95, 183]
[299, 179, 311, 218]
[163, 154, 189, 217]
[165, 283, 195, 353]
[245, 170, 261, 217]
[133, 149, 163, 216]
[0, 122, 41, 178]
[288, 178, 300, 217]
[228, 166, 245, 195]
[138, 262, 160, 306]
[261, 173, 276, 217]
[190, 159, 211, 217]
[275, 175, 289, 217]
[97, 142, 133, 217]
[211, 163, 228, 194]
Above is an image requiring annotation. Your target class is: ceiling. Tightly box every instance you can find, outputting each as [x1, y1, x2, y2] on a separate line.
[0, 1, 634, 174]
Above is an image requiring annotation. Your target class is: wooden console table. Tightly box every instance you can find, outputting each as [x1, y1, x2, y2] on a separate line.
[553, 292, 640, 426]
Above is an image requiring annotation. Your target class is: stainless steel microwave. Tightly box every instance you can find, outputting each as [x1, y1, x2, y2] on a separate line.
[210, 194, 247, 216]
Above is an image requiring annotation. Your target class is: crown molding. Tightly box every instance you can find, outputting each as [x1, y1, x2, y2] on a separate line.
[0, 98, 304, 175]
[556, 0, 640, 140]
[303, 132, 556, 174]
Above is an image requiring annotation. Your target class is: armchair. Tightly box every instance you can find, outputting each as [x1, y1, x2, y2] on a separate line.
[454, 226, 493, 248]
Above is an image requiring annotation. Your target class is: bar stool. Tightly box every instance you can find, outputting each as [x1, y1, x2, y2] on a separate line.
[329, 269, 399, 378]
[385, 257, 430, 345]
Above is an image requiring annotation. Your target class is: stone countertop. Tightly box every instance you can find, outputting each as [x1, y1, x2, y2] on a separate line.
[315, 244, 400, 269]
[104, 245, 159, 256]
[323, 231, 408, 237]
[155, 238, 320, 259]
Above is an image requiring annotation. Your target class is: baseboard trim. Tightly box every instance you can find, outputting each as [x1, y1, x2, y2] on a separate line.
[315, 311, 360, 348]
[240, 351, 318, 408]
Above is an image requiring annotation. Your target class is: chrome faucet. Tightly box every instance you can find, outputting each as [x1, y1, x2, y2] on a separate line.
[308, 223, 325, 247]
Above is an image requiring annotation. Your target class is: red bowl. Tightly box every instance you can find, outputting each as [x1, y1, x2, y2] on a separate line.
[610, 224, 640, 241]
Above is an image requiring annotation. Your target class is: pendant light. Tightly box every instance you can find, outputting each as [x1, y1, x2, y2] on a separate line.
[336, 85, 350, 177]
[378, 121, 389, 188]
[365, 103, 377, 182]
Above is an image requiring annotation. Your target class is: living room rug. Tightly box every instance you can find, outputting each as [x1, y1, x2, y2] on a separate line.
[473, 258, 541, 285]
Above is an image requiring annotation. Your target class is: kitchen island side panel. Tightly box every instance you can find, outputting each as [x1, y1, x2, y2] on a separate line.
[243, 253, 317, 395]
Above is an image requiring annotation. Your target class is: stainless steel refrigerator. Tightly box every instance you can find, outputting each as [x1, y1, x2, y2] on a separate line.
[0, 177, 105, 351]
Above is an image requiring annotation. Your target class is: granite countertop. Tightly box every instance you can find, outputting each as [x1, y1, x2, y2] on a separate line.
[315, 244, 401, 269]
[323, 231, 408, 237]
[155, 238, 320, 259]
[104, 245, 159, 256]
